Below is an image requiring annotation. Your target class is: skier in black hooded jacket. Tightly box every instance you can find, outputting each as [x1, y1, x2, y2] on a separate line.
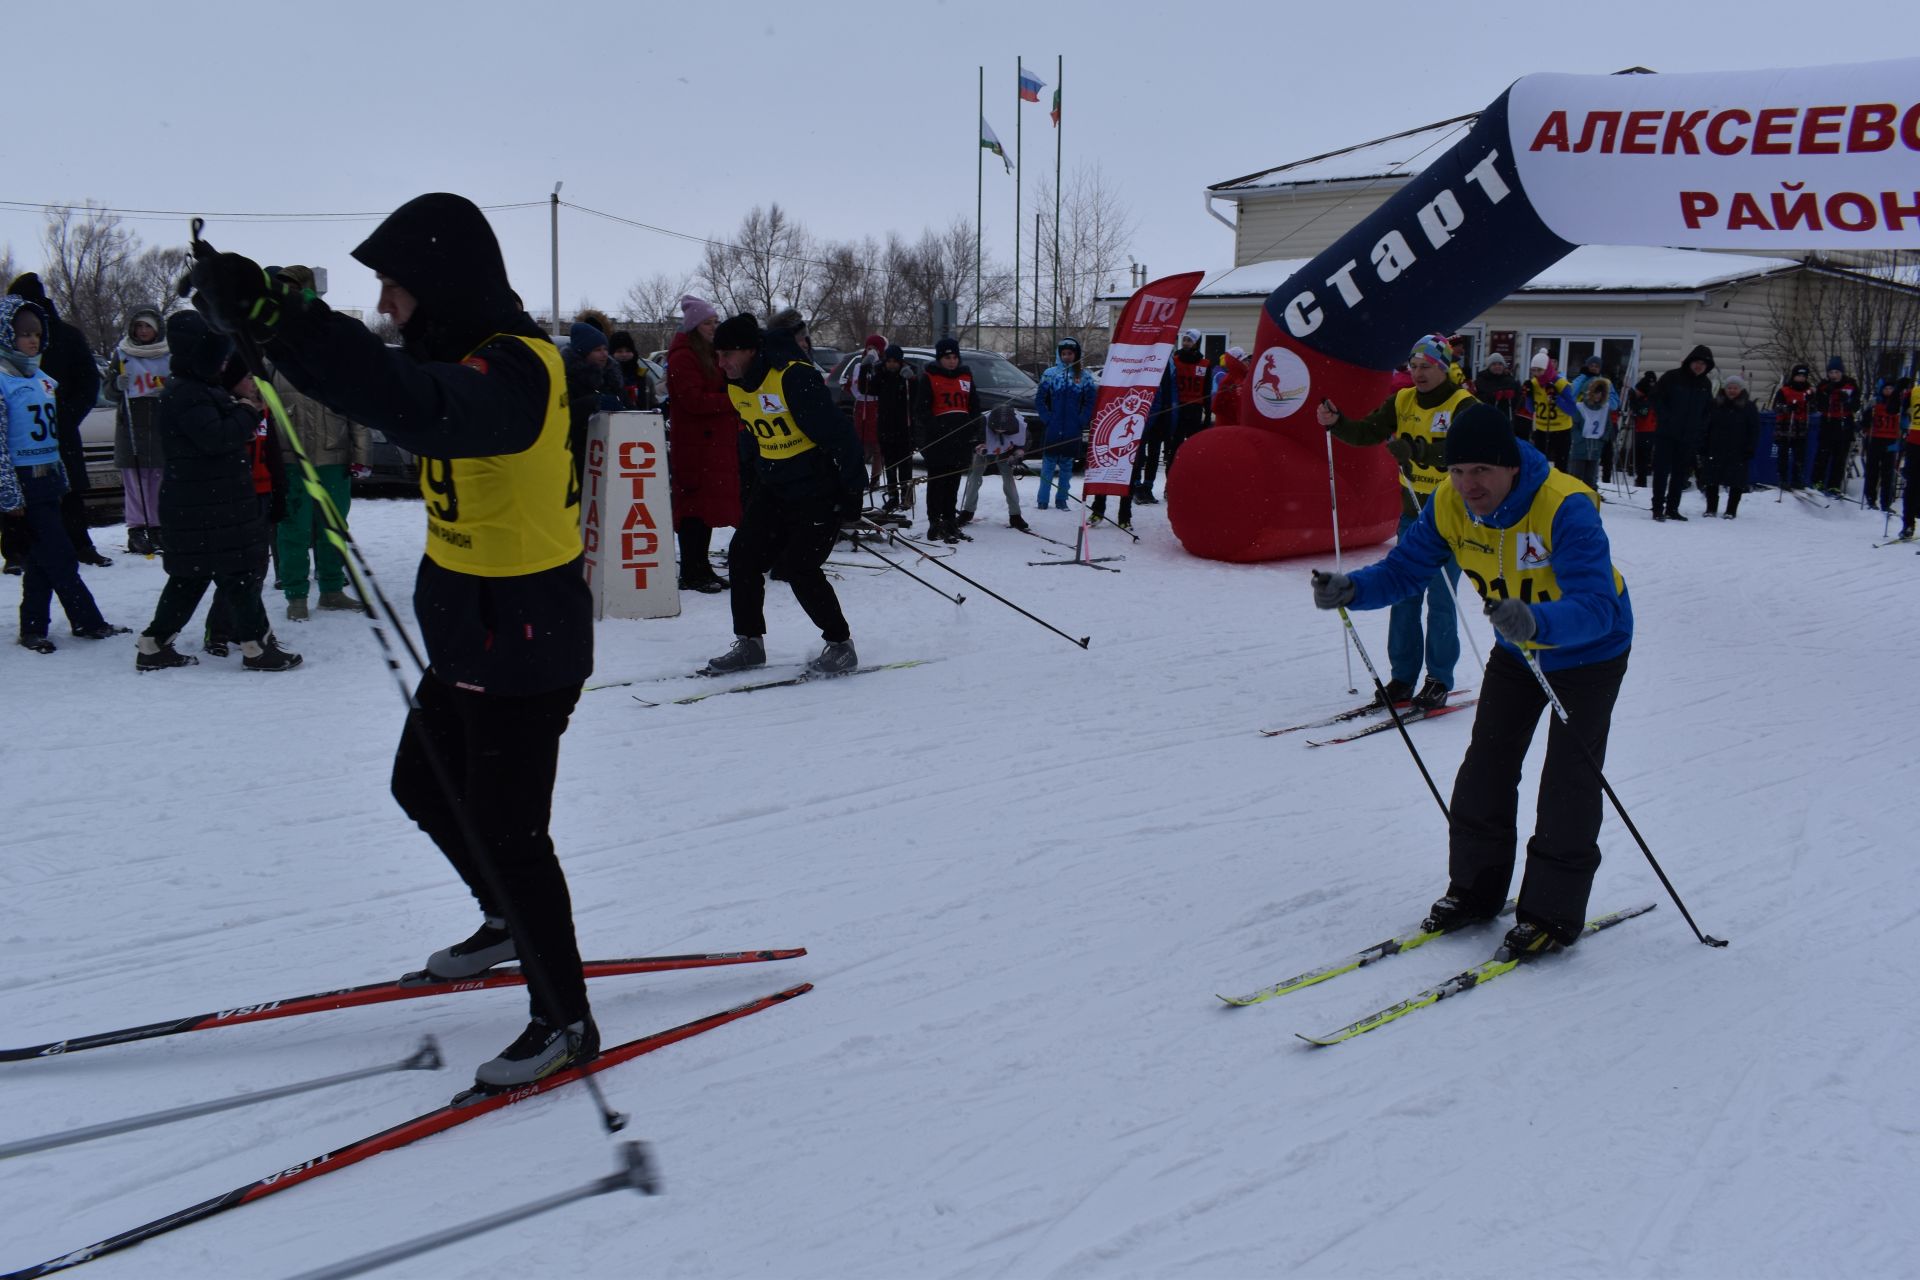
[186, 193, 599, 1090]
[1649, 344, 1715, 522]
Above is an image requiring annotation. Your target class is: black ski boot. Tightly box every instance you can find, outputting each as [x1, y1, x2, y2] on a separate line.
[241, 635, 303, 672]
[1499, 920, 1568, 961]
[17, 633, 55, 654]
[808, 639, 858, 675]
[1421, 895, 1494, 934]
[1368, 678, 1415, 711]
[1409, 678, 1451, 711]
[702, 635, 766, 675]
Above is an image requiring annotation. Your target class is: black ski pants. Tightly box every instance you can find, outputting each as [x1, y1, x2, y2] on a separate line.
[392, 674, 589, 1025]
[922, 418, 972, 524]
[1777, 433, 1808, 489]
[1906, 444, 1920, 525]
[1163, 403, 1206, 474]
[1812, 422, 1851, 490]
[1447, 645, 1629, 945]
[1537, 429, 1572, 472]
[879, 421, 914, 509]
[728, 483, 849, 643]
[1651, 435, 1694, 514]
[1861, 440, 1899, 510]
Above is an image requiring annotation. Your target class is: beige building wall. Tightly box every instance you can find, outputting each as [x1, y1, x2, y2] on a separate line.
[1223, 185, 1404, 265]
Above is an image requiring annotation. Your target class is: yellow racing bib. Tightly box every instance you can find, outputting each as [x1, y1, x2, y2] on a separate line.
[417, 335, 581, 577]
[727, 360, 818, 462]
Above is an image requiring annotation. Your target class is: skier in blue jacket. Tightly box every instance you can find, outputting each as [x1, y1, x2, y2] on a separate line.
[1033, 337, 1097, 511]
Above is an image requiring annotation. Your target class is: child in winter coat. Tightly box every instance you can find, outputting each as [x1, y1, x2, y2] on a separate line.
[1, 296, 123, 652]
[1035, 337, 1097, 510]
[110, 307, 171, 554]
[960, 404, 1029, 531]
[1566, 377, 1617, 490]
[1627, 372, 1658, 486]
[866, 344, 917, 517]
[133, 311, 300, 673]
[1770, 364, 1813, 491]
[1862, 379, 1905, 513]
[1210, 347, 1248, 426]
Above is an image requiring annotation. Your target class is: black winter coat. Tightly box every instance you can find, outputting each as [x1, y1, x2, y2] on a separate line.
[156, 315, 267, 577]
[1652, 345, 1716, 445]
[1699, 392, 1760, 486]
[265, 193, 592, 696]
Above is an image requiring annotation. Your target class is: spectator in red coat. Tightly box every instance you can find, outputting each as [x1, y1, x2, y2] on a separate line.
[666, 294, 741, 594]
[1210, 346, 1247, 426]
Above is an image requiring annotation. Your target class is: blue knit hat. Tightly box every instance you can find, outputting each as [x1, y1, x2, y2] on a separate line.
[569, 322, 608, 354]
[1826, 355, 1845, 373]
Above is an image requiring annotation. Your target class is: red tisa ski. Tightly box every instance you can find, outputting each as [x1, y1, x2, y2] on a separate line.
[2, 983, 812, 1280]
[1, 950, 806, 1061]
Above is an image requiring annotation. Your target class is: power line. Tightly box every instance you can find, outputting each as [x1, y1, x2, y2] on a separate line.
[0, 199, 545, 225]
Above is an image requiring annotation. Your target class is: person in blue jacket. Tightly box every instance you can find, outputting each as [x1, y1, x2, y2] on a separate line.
[1312, 403, 1633, 960]
[1033, 337, 1097, 511]
[0, 296, 122, 652]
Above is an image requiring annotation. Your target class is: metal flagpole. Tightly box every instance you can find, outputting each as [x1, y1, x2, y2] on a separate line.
[1014, 56, 1023, 364]
[976, 66, 983, 348]
[1052, 54, 1062, 353]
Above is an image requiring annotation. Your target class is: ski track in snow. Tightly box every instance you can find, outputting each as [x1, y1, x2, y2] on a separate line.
[2, 487, 1917, 1278]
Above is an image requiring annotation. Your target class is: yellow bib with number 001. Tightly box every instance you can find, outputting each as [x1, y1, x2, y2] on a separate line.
[727, 361, 818, 462]
[417, 335, 581, 577]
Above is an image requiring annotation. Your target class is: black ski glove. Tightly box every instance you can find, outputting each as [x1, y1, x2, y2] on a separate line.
[1486, 596, 1537, 645]
[1311, 570, 1356, 610]
[836, 487, 865, 522]
[189, 252, 296, 342]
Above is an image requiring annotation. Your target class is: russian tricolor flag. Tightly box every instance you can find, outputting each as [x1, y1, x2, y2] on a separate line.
[1018, 68, 1045, 103]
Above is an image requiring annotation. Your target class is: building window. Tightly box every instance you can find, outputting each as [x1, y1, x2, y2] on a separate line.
[1521, 332, 1640, 386]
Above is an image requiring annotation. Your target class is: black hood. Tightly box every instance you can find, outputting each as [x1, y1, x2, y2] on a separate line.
[1682, 345, 1716, 374]
[352, 193, 524, 361]
[166, 309, 233, 383]
[5, 271, 59, 324]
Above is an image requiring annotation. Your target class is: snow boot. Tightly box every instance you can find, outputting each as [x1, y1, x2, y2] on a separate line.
[1409, 678, 1451, 711]
[426, 916, 516, 979]
[678, 574, 726, 595]
[1368, 678, 1415, 711]
[135, 634, 198, 672]
[17, 633, 55, 654]
[955, 510, 974, 527]
[126, 526, 154, 555]
[1666, 508, 1689, 522]
[702, 635, 766, 675]
[317, 591, 366, 613]
[203, 629, 231, 658]
[287, 597, 310, 621]
[473, 1015, 600, 1089]
[72, 623, 130, 641]
[1009, 514, 1029, 531]
[808, 639, 858, 675]
[1499, 920, 1567, 961]
[241, 635, 304, 672]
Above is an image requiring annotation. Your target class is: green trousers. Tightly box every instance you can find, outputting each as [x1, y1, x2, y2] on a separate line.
[277, 463, 351, 599]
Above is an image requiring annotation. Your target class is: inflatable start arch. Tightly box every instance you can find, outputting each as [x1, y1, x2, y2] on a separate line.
[1167, 58, 1920, 562]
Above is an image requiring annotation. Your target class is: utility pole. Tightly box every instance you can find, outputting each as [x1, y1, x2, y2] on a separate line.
[550, 181, 563, 337]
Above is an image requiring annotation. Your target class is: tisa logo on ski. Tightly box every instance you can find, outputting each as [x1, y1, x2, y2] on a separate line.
[1252, 346, 1311, 419]
[1515, 532, 1550, 567]
[758, 393, 786, 415]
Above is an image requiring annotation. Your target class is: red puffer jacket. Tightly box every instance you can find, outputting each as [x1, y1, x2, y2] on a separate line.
[665, 330, 743, 529]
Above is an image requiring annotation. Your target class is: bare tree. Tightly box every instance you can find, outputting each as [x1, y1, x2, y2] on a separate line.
[699, 203, 820, 322]
[1760, 252, 1920, 391]
[622, 269, 694, 354]
[40, 203, 141, 352]
[0, 243, 16, 291]
[1033, 163, 1136, 363]
[123, 244, 189, 322]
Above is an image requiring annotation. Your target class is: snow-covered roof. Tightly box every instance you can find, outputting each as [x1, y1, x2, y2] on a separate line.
[1172, 245, 1804, 301]
[1210, 115, 1475, 193]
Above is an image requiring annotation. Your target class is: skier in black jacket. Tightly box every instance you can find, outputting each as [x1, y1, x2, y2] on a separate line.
[702, 311, 866, 676]
[186, 192, 599, 1090]
[1649, 344, 1714, 522]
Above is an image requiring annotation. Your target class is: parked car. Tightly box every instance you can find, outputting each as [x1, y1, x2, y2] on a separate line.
[827, 347, 1040, 431]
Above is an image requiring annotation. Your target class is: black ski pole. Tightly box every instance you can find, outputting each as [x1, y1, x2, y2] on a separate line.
[1514, 645, 1729, 948]
[1314, 574, 1450, 824]
[285, 1142, 658, 1280]
[0, 1040, 441, 1160]
[848, 531, 965, 604]
[860, 518, 1090, 648]
[184, 221, 626, 1133]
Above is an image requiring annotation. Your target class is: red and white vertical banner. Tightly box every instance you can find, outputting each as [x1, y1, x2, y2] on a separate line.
[581, 411, 680, 620]
[1082, 271, 1206, 496]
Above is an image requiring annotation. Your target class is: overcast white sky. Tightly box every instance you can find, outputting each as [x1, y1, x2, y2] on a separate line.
[7, 0, 1909, 323]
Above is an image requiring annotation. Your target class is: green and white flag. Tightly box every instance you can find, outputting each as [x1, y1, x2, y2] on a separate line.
[980, 116, 1012, 174]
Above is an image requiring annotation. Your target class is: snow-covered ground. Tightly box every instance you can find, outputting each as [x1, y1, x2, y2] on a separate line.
[3, 477, 1916, 1279]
